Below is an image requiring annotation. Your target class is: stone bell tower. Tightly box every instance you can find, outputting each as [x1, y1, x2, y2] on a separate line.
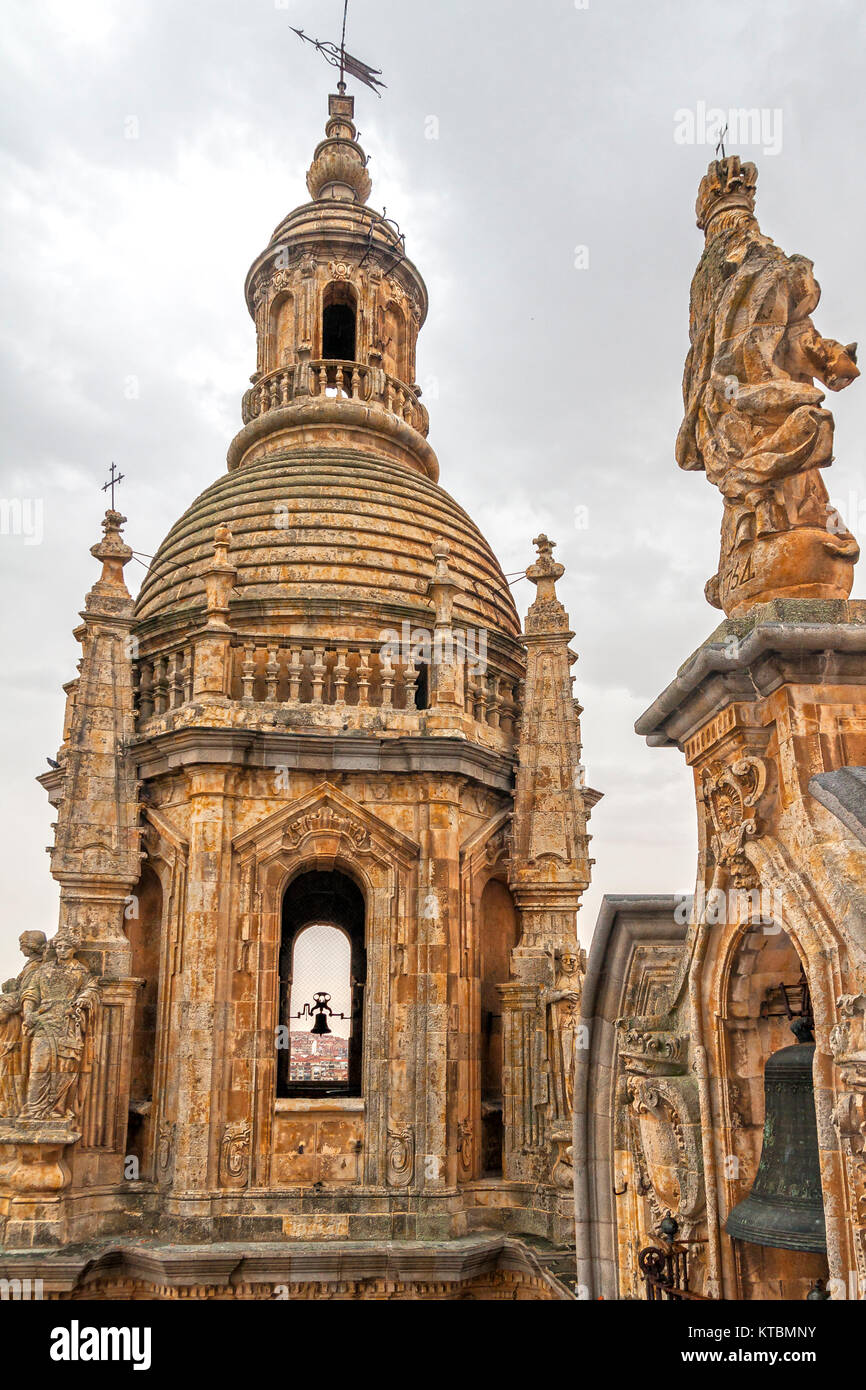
[233, 89, 434, 482]
[0, 88, 599, 1299]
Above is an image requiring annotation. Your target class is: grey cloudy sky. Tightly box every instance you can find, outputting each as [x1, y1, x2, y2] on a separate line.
[2, 0, 866, 978]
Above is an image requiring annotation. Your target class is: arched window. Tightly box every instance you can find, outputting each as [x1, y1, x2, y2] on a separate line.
[278, 869, 366, 1098]
[322, 283, 357, 362]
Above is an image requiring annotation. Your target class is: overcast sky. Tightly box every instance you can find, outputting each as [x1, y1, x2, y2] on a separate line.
[2, 0, 865, 979]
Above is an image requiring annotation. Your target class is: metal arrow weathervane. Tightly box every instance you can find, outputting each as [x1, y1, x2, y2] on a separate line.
[291, 0, 386, 96]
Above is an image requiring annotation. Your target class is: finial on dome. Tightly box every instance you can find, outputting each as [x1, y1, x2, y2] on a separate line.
[90, 510, 133, 589]
[306, 92, 372, 204]
[203, 524, 237, 630]
[427, 540, 461, 629]
[696, 155, 758, 233]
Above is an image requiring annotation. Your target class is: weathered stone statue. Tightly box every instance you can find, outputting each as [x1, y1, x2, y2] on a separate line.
[0, 980, 24, 1116]
[543, 948, 585, 1124]
[676, 155, 860, 616]
[0, 931, 48, 1118]
[20, 935, 101, 1123]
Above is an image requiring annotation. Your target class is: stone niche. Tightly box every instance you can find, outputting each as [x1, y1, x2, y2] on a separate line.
[720, 925, 831, 1300]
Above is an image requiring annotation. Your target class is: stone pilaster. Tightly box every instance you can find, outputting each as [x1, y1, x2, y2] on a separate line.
[166, 767, 231, 1195]
[192, 525, 237, 701]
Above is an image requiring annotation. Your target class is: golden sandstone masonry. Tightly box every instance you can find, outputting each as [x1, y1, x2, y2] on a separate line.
[0, 92, 596, 1300]
[575, 155, 866, 1304]
[1, 88, 865, 1307]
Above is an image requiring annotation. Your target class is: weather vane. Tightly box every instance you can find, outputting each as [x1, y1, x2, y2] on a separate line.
[102, 461, 125, 511]
[291, 0, 386, 96]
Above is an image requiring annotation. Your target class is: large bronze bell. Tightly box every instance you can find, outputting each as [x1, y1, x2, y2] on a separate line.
[725, 1026, 826, 1253]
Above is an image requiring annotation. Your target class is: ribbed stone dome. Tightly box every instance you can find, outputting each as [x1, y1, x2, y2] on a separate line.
[134, 448, 521, 644]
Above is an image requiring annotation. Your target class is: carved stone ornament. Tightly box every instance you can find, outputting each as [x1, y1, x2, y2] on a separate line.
[484, 822, 511, 866]
[156, 1120, 176, 1179]
[284, 807, 370, 853]
[386, 1123, 414, 1187]
[457, 1118, 473, 1178]
[702, 755, 767, 886]
[617, 1022, 687, 1076]
[830, 993, 866, 1069]
[627, 1076, 705, 1231]
[329, 260, 351, 281]
[220, 1120, 251, 1189]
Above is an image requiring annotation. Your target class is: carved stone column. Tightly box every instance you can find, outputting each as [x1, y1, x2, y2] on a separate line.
[830, 993, 866, 1296]
[499, 980, 548, 1182]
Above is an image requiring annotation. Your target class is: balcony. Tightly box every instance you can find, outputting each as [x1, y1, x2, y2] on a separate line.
[134, 638, 521, 749]
[241, 358, 430, 438]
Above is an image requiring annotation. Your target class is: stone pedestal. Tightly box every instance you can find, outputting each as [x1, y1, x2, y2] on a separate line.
[0, 1121, 79, 1248]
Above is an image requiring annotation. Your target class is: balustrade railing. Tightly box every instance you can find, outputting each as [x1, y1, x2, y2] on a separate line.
[241, 358, 429, 436]
[135, 646, 194, 723]
[135, 638, 519, 740]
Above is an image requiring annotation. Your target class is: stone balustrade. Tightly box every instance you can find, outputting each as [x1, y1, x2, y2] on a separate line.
[241, 358, 429, 437]
[134, 638, 520, 740]
[135, 646, 194, 722]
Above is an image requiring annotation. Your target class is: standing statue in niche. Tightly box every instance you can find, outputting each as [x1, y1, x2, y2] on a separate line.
[20, 934, 101, 1123]
[676, 156, 860, 616]
[543, 948, 585, 1125]
[0, 931, 48, 1119]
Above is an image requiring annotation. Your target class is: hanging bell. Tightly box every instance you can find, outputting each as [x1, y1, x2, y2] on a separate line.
[310, 1010, 332, 1037]
[725, 1029, 826, 1254]
[309, 991, 333, 1036]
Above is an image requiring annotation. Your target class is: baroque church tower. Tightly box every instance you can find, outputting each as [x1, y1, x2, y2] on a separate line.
[0, 90, 597, 1299]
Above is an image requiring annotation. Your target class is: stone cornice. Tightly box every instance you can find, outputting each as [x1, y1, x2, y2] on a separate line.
[0, 1234, 568, 1297]
[226, 396, 440, 479]
[636, 600, 866, 750]
[131, 725, 515, 792]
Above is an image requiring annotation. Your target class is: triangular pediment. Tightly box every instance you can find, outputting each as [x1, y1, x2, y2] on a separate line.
[232, 781, 420, 865]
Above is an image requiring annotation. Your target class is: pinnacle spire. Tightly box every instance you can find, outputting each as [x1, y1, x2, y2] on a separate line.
[306, 92, 372, 204]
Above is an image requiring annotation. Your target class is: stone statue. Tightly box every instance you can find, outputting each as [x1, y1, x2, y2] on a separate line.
[20, 934, 101, 1123]
[543, 948, 585, 1124]
[0, 931, 48, 1119]
[0, 979, 24, 1116]
[676, 156, 860, 617]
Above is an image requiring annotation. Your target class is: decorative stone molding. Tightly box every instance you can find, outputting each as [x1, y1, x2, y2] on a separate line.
[386, 1123, 414, 1187]
[617, 1022, 687, 1076]
[702, 755, 767, 886]
[626, 1074, 705, 1234]
[220, 1121, 252, 1189]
